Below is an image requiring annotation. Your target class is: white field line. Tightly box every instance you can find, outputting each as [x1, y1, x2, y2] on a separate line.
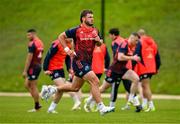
[0, 92, 180, 100]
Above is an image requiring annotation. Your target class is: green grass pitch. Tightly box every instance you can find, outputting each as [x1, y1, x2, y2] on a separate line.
[0, 96, 180, 123]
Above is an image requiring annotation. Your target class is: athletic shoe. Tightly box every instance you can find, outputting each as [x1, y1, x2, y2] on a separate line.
[40, 85, 48, 100]
[99, 106, 115, 115]
[27, 106, 41, 113]
[127, 96, 140, 107]
[144, 107, 156, 112]
[41, 85, 57, 101]
[133, 96, 140, 106]
[72, 101, 81, 111]
[135, 105, 143, 112]
[121, 104, 130, 110]
[27, 109, 37, 112]
[142, 104, 148, 111]
[83, 98, 91, 112]
[47, 110, 58, 114]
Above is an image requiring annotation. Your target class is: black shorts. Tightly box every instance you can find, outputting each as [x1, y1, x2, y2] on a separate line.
[96, 73, 102, 80]
[72, 60, 91, 78]
[50, 69, 65, 80]
[27, 65, 41, 80]
[105, 68, 128, 84]
[139, 73, 153, 81]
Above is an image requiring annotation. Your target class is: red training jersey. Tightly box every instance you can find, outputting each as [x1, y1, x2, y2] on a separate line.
[134, 35, 158, 75]
[28, 37, 44, 67]
[92, 43, 107, 74]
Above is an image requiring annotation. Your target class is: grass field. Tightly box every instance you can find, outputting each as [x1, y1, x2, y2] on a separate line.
[0, 0, 180, 94]
[0, 96, 180, 123]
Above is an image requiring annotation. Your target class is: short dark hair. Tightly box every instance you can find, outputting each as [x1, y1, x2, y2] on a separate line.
[109, 28, 120, 36]
[80, 9, 93, 23]
[131, 32, 140, 39]
[27, 29, 36, 33]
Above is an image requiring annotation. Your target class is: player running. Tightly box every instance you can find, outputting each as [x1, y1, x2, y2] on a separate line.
[84, 43, 110, 112]
[84, 32, 143, 112]
[41, 9, 114, 115]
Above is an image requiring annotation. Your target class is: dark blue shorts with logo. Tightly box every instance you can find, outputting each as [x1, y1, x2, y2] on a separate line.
[72, 60, 91, 78]
[49, 69, 65, 80]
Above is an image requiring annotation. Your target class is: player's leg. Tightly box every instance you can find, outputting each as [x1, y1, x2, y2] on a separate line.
[84, 79, 112, 112]
[25, 79, 41, 112]
[83, 73, 102, 111]
[141, 75, 155, 112]
[83, 71, 114, 115]
[25, 66, 41, 112]
[120, 79, 131, 110]
[109, 82, 120, 108]
[47, 77, 65, 113]
[66, 78, 82, 111]
[122, 69, 142, 112]
[122, 69, 139, 103]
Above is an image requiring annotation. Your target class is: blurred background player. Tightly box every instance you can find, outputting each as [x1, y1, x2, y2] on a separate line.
[41, 9, 114, 115]
[84, 32, 142, 112]
[84, 43, 110, 112]
[43, 39, 81, 113]
[133, 29, 161, 112]
[22, 29, 44, 112]
[108, 28, 133, 110]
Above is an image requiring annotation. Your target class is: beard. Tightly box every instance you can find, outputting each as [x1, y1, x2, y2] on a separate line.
[85, 20, 93, 26]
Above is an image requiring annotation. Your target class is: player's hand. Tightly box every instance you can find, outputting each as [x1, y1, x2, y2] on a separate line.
[64, 47, 76, 57]
[104, 68, 108, 72]
[94, 36, 101, 42]
[132, 54, 141, 62]
[22, 71, 27, 79]
[68, 69, 74, 79]
[44, 70, 52, 75]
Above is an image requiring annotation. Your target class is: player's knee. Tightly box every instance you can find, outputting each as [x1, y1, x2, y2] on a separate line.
[71, 85, 80, 92]
[133, 76, 140, 83]
[24, 82, 29, 89]
[73, 88, 80, 92]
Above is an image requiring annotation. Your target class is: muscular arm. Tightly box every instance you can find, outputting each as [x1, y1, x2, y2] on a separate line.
[58, 32, 68, 48]
[118, 53, 140, 62]
[118, 52, 134, 61]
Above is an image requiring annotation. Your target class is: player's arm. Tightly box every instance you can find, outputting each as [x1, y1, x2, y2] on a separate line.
[58, 28, 77, 57]
[118, 43, 140, 62]
[95, 30, 103, 46]
[132, 41, 142, 69]
[43, 43, 58, 75]
[22, 43, 35, 78]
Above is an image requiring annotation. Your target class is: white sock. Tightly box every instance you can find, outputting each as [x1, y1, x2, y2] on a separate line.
[133, 96, 140, 106]
[97, 102, 105, 110]
[149, 100, 155, 108]
[72, 95, 80, 104]
[142, 98, 148, 108]
[128, 93, 134, 102]
[86, 95, 93, 104]
[109, 101, 115, 107]
[48, 101, 57, 111]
